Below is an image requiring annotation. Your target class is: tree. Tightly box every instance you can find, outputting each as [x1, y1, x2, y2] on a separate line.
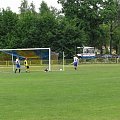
[38, 1, 60, 49]
[29, 1, 36, 13]
[0, 8, 18, 48]
[16, 11, 40, 48]
[101, 0, 119, 54]
[19, 0, 29, 13]
[58, 0, 104, 48]
[39, 1, 51, 15]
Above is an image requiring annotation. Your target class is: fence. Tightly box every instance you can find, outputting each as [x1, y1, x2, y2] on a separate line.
[0, 58, 120, 67]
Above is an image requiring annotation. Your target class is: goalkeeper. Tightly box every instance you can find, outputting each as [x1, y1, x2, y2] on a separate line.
[24, 58, 29, 72]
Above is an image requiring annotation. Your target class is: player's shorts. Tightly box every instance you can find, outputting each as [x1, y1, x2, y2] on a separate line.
[27, 66, 29, 69]
[74, 62, 78, 67]
[16, 64, 20, 68]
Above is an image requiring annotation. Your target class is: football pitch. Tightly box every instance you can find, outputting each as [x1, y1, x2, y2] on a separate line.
[0, 64, 120, 120]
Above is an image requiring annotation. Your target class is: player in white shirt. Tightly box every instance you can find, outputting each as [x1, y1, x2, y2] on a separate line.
[73, 55, 79, 70]
[15, 57, 21, 73]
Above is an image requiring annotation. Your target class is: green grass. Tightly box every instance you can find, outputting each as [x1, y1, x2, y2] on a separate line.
[0, 64, 120, 120]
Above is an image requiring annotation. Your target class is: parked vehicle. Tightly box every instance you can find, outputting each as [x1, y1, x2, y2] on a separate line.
[77, 47, 95, 59]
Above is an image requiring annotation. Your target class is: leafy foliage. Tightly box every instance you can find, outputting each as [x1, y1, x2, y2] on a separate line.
[0, 0, 120, 56]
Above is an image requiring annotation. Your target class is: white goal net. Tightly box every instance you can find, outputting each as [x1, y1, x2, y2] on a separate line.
[0, 48, 64, 73]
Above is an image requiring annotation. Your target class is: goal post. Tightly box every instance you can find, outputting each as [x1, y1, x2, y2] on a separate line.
[0, 48, 51, 72]
[0, 48, 65, 73]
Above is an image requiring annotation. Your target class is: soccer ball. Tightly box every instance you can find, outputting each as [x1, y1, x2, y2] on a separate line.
[44, 68, 48, 72]
[60, 69, 62, 71]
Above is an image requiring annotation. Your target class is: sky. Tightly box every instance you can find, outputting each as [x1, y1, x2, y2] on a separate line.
[0, 0, 62, 13]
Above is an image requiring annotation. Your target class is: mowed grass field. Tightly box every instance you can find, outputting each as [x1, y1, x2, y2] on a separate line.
[0, 64, 120, 120]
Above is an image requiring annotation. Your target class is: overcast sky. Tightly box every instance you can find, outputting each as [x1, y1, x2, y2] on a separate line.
[0, 0, 62, 13]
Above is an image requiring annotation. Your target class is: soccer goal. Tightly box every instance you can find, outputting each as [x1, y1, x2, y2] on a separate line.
[0, 48, 64, 73]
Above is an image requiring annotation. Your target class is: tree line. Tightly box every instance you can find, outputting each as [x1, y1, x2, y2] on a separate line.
[0, 0, 120, 58]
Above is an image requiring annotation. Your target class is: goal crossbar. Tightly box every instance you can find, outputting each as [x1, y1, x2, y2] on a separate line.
[0, 48, 51, 72]
[0, 48, 50, 51]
